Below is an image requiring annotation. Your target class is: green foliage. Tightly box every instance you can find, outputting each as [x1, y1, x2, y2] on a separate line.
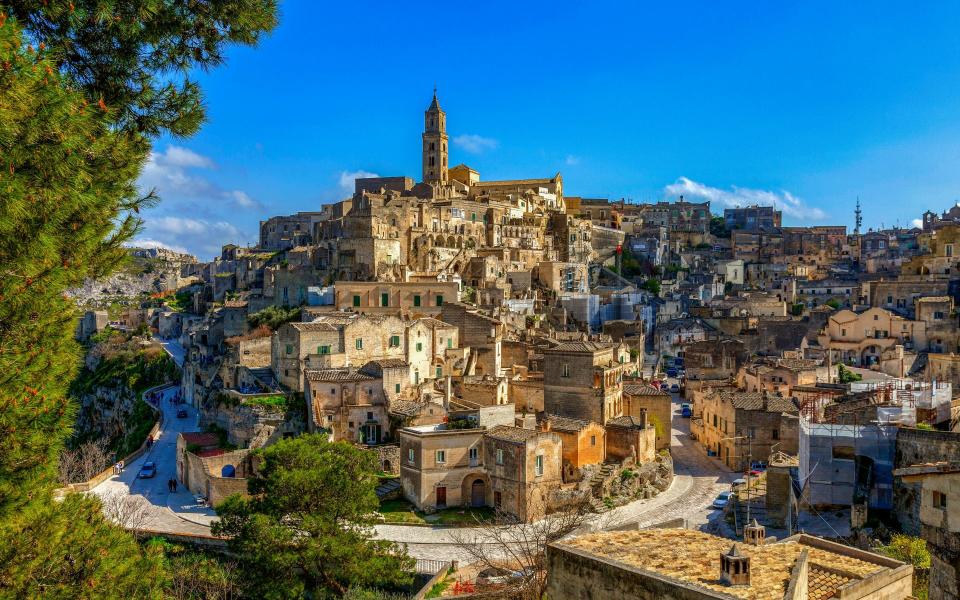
[146, 538, 240, 599]
[825, 298, 841, 309]
[837, 364, 863, 384]
[0, 493, 166, 598]
[0, 3, 278, 593]
[164, 290, 193, 313]
[72, 343, 177, 396]
[877, 535, 931, 570]
[213, 435, 415, 598]
[643, 278, 661, 296]
[916, 422, 935, 431]
[710, 215, 731, 238]
[247, 305, 302, 330]
[791, 303, 805, 316]
[7, 0, 278, 137]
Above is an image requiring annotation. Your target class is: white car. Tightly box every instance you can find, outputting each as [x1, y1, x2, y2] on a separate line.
[712, 491, 733, 508]
[732, 478, 747, 488]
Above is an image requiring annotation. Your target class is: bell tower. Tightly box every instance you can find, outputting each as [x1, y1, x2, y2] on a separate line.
[422, 88, 448, 185]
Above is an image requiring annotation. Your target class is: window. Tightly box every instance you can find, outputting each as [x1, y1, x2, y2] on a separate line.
[435, 450, 445, 464]
[408, 448, 415, 464]
[436, 295, 444, 306]
[413, 294, 421, 307]
[353, 295, 361, 307]
[285, 344, 293, 355]
[367, 411, 373, 420]
[469, 447, 478, 464]
[389, 335, 400, 347]
[772, 429, 780, 441]
[496, 448, 504, 465]
[562, 363, 570, 377]
[330, 388, 335, 394]
[590, 435, 596, 446]
[355, 338, 363, 350]
[436, 366, 442, 378]
[713, 414, 718, 427]
[395, 383, 401, 393]
[317, 345, 331, 355]
[416, 342, 423, 352]
[535, 455, 544, 476]
[934, 490, 948, 509]
[381, 292, 389, 307]
[447, 338, 453, 348]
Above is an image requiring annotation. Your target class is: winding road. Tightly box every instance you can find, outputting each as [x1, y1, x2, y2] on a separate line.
[90, 374, 738, 559]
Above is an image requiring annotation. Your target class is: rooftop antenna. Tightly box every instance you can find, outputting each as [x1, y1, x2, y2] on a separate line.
[854, 197, 863, 235]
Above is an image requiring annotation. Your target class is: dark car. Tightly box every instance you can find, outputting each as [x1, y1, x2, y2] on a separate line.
[670, 383, 681, 393]
[665, 367, 678, 378]
[138, 462, 157, 479]
[176, 408, 188, 418]
[659, 383, 670, 391]
[681, 403, 692, 417]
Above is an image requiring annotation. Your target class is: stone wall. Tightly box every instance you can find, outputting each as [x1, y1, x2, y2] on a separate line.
[546, 543, 729, 599]
[895, 428, 960, 534]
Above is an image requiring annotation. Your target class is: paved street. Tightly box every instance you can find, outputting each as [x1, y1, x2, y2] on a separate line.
[158, 337, 187, 368]
[91, 378, 739, 559]
[90, 384, 214, 536]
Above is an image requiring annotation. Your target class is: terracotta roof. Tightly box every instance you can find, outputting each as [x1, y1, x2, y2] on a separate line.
[289, 322, 339, 332]
[361, 358, 409, 370]
[714, 390, 799, 413]
[542, 414, 591, 432]
[622, 383, 669, 397]
[304, 368, 373, 382]
[546, 341, 614, 353]
[413, 317, 455, 330]
[560, 529, 888, 600]
[894, 461, 960, 477]
[606, 415, 647, 429]
[485, 425, 540, 443]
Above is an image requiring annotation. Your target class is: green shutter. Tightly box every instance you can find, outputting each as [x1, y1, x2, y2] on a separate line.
[395, 383, 401, 393]
[353, 295, 361, 307]
[436, 295, 443, 306]
[436, 367, 442, 378]
[416, 342, 423, 352]
[413, 294, 421, 307]
[381, 292, 389, 307]
[355, 338, 362, 350]
[447, 338, 453, 348]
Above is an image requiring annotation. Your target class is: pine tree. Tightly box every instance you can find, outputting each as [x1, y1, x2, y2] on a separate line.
[0, 2, 276, 594]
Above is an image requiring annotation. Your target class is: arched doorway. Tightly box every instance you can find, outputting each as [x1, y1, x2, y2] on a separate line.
[471, 479, 486, 507]
[221, 464, 235, 477]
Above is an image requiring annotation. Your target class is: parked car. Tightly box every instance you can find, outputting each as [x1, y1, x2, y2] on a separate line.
[138, 462, 157, 479]
[732, 478, 747, 488]
[665, 367, 678, 378]
[660, 383, 670, 391]
[680, 403, 692, 418]
[176, 408, 188, 418]
[712, 491, 733, 508]
[674, 357, 684, 367]
[749, 469, 763, 477]
[670, 383, 681, 393]
[750, 461, 767, 471]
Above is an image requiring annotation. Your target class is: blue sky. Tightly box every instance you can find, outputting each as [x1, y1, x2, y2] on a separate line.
[136, 1, 960, 259]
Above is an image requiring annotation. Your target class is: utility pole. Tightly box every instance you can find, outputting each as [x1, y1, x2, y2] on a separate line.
[722, 434, 753, 530]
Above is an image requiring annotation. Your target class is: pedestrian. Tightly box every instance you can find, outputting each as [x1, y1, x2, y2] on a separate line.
[117, 460, 124, 473]
[167, 478, 173, 492]
[172, 479, 178, 492]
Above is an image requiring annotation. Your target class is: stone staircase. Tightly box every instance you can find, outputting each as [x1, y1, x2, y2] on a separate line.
[376, 477, 401, 501]
[587, 463, 619, 512]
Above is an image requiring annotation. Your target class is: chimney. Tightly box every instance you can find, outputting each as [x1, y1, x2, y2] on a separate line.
[638, 407, 648, 429]
[720, 544, 750, 587]
[743, 519, 765, 546]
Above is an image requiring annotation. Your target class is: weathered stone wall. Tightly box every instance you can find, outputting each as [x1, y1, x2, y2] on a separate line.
[895, 428, 960, 534]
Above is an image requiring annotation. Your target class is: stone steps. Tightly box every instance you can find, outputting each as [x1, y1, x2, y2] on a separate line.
[376, 478, 401, 499]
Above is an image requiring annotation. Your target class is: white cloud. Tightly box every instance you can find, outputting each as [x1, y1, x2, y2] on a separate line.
[453, 134, 498, 154]
[565, 155, 581, 166]
[139, 145, 260, 210]
[339, 170, 379, 192]
[664, 177, 826, 220]
[911, 218, 924, 229]
[140, 216, 250, 260]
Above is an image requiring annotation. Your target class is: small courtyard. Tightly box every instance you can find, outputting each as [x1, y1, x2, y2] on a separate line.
[378, 499, 496, 527]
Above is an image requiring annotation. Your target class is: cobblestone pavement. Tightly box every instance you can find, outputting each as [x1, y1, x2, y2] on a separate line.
[90, 385, 214, 536]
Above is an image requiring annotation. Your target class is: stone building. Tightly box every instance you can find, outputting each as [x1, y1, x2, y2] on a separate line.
[604, 414, 656, 464]
[303, 368, 388, 444]
[724, 204, 782, 231]
[738, 357, 822, 397]
[540, 414, 606, 477]
[546, 528, 913, 600]
[622, 383, 672, 451]
[895, 461, 960, 600]
[482, 425, 563, 521]
[817, 307, 926, 368]
[695, 390, 799, 471]
[333, 280, 460, 316]
[543, 341, 626, 425]
[176, 432, 252, 506]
